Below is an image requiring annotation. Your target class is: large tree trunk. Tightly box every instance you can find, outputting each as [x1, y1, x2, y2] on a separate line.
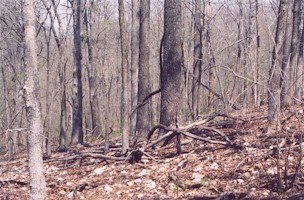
[192, 0, 203, 120]
[71, 0, 84, 145]
[22, 0, 46, 198]
[118, 0, 130, 154]
[268, 0, 290, 126]
[131, 0, 140, 137]
[136, 0, 151, 138]
[291, 0, 302, 103]
[160, 0, 183, 127]
[84, 1, 102, 138]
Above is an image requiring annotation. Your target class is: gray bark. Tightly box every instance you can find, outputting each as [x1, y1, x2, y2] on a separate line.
[268, 0, 290, 123]
[131, 0, 140, 137]
[192, 0, 203, 120]
[118, 0, 130, 154]
[84, 1, 102, 138]
[22, 0, 46, 198]
[136, 0, 151, 138]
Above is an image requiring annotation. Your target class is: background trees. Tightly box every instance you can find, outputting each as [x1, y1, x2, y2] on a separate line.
[0, 0, 303, 160]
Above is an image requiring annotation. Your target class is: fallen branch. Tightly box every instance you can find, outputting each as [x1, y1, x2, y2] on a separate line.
[60, 153, 125, 162]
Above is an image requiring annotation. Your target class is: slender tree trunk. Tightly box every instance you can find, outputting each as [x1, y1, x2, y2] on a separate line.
[84, 1, 102, 138]
[297, 16, 304, 99]
[131, 0, 140, 137]
[205, 0, 216, 108]
[118, 0, 130, 154]
[253, 0, 260, 106]
[71, 0, 84, 145]
[136, 0, 151, 138]
[192, 0, 203, 120]
[22, 0, 46, 198]
[44, 28, 51, 156]
[268, 0, 290, 126]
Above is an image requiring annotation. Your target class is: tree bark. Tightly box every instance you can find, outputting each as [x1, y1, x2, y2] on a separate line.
[22, 0, 46, 198]
[131, 0, 140, 137]
[160, 0, 183, 127]
[84, 1, 102, 138]
[192, 0, 203, 120]
[136, 0, 151, 138]
[268, 0, 290, 125]
[71, 0, 84, 145]
[118, 0, 130, 154]
[291, 0, 302, 102]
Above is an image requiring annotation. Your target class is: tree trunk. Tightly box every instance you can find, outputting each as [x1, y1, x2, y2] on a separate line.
[118, 0, 130, 154]
[22, 0, 46, 198]
[268, 0, 290, 125]
[130, 0, 140, 137]
[160, 0, 183, 127]
[192, 0, 203, 120]
[291, 0, 302, 103]
[71, 0, 84, 145]
[253, 0, 261, 106]
[205, 0, 216, 108]
[84, 1, 102, 138]
[136, 0, 151, 138]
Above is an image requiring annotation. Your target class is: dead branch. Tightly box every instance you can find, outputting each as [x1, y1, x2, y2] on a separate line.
[131, 88, 161, 115]
[60, 153, 125, 161]
[180, 131, 228, 145]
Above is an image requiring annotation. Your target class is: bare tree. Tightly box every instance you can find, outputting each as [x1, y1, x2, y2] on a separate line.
[118, 0, 130, 154]
[22, 0, 46, 198]
[131, 0, 140, 137]
[84, 0, 102, 138]
[291, 0, 302, 103]
[71, 0, 84, 145]
[268, 0, 290, 128]
[160, 0, 183, 135]
[136, 0, 151, 138]
[192, 0, 203, 120]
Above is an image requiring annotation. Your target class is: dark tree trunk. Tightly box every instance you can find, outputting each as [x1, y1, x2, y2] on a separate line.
[160, 0, 183, 127]
[71, 0, 84, 145]
[136, 0, 151, 138]
[22, 0, 46, 198]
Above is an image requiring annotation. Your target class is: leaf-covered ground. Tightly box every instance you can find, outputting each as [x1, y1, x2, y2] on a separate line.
[1, 106, 304, 200]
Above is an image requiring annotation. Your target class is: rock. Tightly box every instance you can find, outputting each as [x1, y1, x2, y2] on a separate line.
[57, 177, 64, 182]
[193, 165, 203, 172]
[191, 172, 204, 184]
[137, 194, 144, 198]
[67, 192, 74, 198]
[134, 178, 142, 183]
[237, 179, 244, 184]
[93, 166, 106, 175]
[104, 184, 113, 192]
[66, 182, 73, 187]
[139, 169, 147, 176]
[127, 181, 134, 186]
[145, 180, 156, 190]
[210, 162, 219, 170]
[59, 190, 66, 195]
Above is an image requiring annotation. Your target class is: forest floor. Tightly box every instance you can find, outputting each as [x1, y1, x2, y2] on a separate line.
[1, 105, 304, 200]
